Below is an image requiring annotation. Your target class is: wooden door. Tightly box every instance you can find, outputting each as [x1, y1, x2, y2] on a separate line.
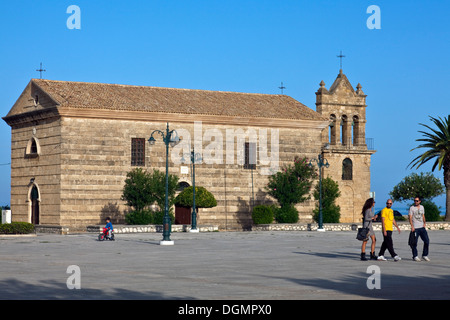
[175, 205, 191, 224]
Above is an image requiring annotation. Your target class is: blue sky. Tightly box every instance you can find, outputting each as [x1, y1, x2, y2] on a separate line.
[0, 0, 448, 210]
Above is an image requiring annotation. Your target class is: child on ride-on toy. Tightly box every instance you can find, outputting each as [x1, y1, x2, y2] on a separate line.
[98, 217, 115, 241]
[105, 217, 113, 238]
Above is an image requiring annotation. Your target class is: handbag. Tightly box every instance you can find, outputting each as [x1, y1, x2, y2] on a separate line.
[408, 231, 417, 248]
[356, 217, 370, 241]
[356, 227, 370, 241]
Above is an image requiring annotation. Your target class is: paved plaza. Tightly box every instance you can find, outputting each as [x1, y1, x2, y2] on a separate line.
[0, 229, 449, 300]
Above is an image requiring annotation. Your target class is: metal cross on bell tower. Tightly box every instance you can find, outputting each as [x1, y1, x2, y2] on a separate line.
[337, 51, 345, 71]
[36, 62, 46, 79]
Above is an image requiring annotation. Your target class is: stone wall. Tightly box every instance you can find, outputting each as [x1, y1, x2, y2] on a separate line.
[87, 224, 219, 233]
[9, 116, 62, 225]
[56, 118, 325, 231]
[253, 221, 450, 231]
[323, 150, 374, 223]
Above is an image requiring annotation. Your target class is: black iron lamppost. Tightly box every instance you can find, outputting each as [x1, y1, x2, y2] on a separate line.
[181, 147, 202, 233]
[309, 153, 329, 232]
[148, 122, 180, 245]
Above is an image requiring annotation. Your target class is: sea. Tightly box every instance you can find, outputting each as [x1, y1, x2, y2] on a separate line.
[374, 207, 445, 216]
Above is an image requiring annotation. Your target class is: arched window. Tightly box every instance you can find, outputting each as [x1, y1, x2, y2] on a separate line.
[25, 137, 40, 158]
[329, 114, 337, 145]
[177, 181, 190, 192]
[352, 115, 360, 145]
[341, 115, 349, 145]
[31, 139, 38, 154]
[342, 158, 353, 180]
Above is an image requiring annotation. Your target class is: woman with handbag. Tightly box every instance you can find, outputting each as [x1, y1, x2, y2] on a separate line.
[360, 198, 377, 261]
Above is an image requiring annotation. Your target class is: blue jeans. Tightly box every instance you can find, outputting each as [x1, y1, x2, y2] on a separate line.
[412, 227, 429, 258]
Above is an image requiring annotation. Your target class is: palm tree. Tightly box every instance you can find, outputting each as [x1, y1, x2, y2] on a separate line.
[408, 115, 450, 221]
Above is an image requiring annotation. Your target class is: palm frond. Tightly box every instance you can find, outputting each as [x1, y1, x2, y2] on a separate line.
[408, 115, 450, 171]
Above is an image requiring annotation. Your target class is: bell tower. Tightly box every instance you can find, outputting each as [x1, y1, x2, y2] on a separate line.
[315, 70, 376, 222]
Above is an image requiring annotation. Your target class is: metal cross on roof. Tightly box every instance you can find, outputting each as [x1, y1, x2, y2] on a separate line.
[36, 62, 46, 79]
[337, 51, 345, 70]
[278, 82, 286, 94]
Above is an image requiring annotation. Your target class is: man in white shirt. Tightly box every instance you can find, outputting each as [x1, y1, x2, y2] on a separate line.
[408, 197, 430, 261]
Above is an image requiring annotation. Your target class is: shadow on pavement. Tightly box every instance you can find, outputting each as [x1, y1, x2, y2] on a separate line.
[0, 278, 196, 300]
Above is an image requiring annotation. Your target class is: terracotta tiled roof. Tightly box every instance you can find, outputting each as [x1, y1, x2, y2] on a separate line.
[31, 79, 326, 121]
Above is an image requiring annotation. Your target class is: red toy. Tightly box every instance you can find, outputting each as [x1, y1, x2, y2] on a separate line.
[98, 227, 115, 241]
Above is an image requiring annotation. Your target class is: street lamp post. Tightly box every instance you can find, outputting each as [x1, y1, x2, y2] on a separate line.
[309, 153, 329, 232]
[148, 122, 180, 245]
[181, 147, 202, 233]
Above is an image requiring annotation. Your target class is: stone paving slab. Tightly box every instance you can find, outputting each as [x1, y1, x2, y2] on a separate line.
[0, 230, 449, 301]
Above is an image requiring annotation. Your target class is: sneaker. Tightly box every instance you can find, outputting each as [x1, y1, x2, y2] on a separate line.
[413, 256, 421, 262]
[394, 255, 402, 261]
[422, 256, 430, 261]
[377, 255, 387, 261]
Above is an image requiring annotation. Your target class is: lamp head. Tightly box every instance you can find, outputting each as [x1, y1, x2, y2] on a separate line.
[169, 135, 180, 147]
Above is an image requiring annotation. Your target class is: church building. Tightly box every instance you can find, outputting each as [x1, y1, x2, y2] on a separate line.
[2, 70, 375, 230]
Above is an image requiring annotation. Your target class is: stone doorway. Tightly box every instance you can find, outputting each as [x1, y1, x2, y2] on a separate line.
[175, 181, 192, 224]
[30, 185, 40, 224]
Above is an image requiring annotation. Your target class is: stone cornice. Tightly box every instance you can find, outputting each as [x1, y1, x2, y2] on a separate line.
[2, 107, 60, 127]
[315, 102, 367, 108]
[323, 148, 376, 155]
[57, 107, 330, 130]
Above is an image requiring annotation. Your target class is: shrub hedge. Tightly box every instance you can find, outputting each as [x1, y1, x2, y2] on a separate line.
[251, 205, 274, 224]
[153, 211, 175, 225]
[422, 200, 442, 222]
[125, 210, 154, 225]
[275, 205, 299, 223]
[125, 209, 175, 225]
[0, 222, 35, 234]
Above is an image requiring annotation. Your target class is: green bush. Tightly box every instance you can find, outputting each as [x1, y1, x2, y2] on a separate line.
[174, 186, 217, 208]
[0, 222, 35, 234]
[390, 172, 444, 202]
[313, 176, 341, 223]
[252, 205, 274, 224]
[313, 204, 341, 223]
[122, 168, 179, 214]
[153, 210, 175, 225]
[421, 200, 442, 222]
[125, 210, 154, 225]
[266, 157, 317, 208]
[274, 205, 299, 223]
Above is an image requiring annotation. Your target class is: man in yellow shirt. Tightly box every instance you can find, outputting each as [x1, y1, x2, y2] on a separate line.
[377, 199, 402, 261]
